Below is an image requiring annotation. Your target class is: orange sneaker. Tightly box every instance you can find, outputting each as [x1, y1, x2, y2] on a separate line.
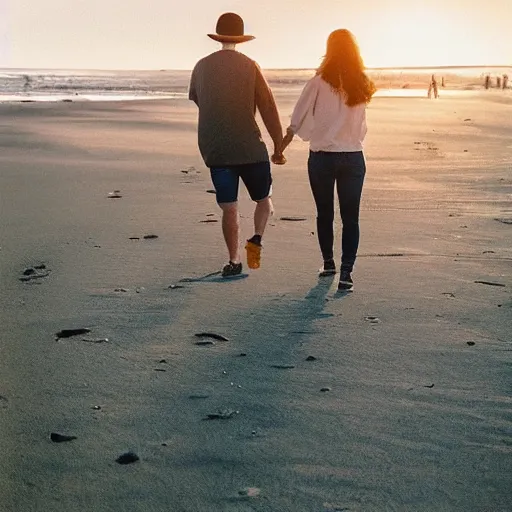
[245, 241, 262, 270]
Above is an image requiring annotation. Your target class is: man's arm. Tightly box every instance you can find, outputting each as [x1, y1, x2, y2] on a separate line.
[255, 65, 285, 163]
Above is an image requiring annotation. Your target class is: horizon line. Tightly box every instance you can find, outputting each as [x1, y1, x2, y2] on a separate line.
[1, 64, 511, 73]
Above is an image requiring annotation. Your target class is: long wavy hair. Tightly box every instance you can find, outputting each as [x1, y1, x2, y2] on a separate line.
[317, 29, 376, 106]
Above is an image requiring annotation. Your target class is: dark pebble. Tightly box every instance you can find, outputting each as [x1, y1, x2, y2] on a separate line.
[320, 387, 331, 392]
[50, 432, 77, 443]
[34, 263, 46, 270]
[494, 218, 512, 225]
[143, 234, 159, 239]
[424, 384, 435, 388]
[279, 216, 307, 222]
[116, 452, 139, 464]
[56, 328, 91, 339]
[199, 219, 218, 223]
[205, 410, 236, 420]
[23, 268, 36, 276]
[467, 341, 476, 346]
[271, 364, 295, 369]
[129, 237, 140, 240]
[238, 353, 247, 357]
[154, 368, 166, 372]
[306, 356, 317, 361]
[206, 189, 216, 194]
[474, 280, 506, 287]
[195, 332, 229, 341]
[159, 359, 167, 364]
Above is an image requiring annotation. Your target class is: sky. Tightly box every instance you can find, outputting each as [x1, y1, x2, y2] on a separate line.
[1, 0, 511, 70]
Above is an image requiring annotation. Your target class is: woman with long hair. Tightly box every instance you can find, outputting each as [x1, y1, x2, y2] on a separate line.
[281, 29, 376, 291]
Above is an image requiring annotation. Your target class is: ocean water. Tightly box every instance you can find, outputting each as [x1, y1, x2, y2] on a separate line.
[0, 67, 510, 103]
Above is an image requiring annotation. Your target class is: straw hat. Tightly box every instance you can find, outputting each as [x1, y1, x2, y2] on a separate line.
[208, 13, 255, 44]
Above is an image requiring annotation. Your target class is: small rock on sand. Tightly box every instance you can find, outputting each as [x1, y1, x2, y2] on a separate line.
[271, 364, 295, 369]
[474, 280, 506, 287]
[143, 234, 158, 239]
[206, 189, 216, 194]
[205, 409, 237, 420]
[320, 387, 331, 392]
[306, 356, 318, 361]
[195, 332, 229, 341]
[56, 328, 91, 339]
[116, 452, 139, 464]
[279, 216, 307, 221]
[50, 432, 77, 443]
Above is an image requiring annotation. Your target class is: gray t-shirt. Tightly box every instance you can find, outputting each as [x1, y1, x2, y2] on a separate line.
[189, 50, 282, 168]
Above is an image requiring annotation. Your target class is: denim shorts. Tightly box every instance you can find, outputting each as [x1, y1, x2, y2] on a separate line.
[210, 161, 272, 204]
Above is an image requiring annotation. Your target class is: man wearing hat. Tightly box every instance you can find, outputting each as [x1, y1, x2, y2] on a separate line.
[189, 13, 285, 277]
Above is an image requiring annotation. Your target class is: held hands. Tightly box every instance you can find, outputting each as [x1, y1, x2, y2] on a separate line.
[271, 152, 287, 165]
[271, 127, 295, 166]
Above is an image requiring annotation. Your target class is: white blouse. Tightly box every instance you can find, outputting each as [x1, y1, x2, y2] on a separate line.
[288, 75, 367, 152]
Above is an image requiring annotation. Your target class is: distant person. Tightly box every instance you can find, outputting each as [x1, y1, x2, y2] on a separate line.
[280, 29, 376, 291]
[485, 74, 491, 89]
[496, 76, 502, 88]
[441, 76, 446, 88]
[189, 13, 285, 277]
[503, 74, 509, 89]
[428, 74, 439, 99]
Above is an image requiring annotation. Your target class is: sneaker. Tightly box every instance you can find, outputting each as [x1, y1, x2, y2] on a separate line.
[338, 270, 354, 291]
[245, 241, 261, 270]
[222, 261, 242, 277]
[319, 259, 336, 277]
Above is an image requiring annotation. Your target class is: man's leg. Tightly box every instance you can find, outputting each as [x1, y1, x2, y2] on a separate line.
[253, 196, 273, 239]
[219, 201, 240, 263]
[210, 167, 242, 276]
[239, 162, 273, 269]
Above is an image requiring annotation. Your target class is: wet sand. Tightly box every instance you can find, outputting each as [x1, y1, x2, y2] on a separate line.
[0, 91, 511, 511]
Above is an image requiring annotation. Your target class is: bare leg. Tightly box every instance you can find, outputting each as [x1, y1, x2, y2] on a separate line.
[253, 196, 272, 237]
[219, 202, 240, 263]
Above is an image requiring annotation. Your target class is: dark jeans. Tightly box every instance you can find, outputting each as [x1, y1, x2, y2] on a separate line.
[308, 151, 366, 272]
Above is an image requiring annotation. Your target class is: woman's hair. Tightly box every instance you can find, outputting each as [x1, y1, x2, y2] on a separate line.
[317, 29, 376, 106]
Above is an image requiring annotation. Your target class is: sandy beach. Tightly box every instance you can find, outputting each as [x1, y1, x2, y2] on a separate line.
[0, 89, 511, 511]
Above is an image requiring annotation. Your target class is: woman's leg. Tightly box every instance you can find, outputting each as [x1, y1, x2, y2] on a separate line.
[308, 151, 336, 262]
[335, 152, 366, 272]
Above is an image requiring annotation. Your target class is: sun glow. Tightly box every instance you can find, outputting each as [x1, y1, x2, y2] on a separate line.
[360, 6, 473, 68]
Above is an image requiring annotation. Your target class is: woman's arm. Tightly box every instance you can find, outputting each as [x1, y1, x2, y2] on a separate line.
[280, 127, 295, 153]
[288, 77, 319, 137]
